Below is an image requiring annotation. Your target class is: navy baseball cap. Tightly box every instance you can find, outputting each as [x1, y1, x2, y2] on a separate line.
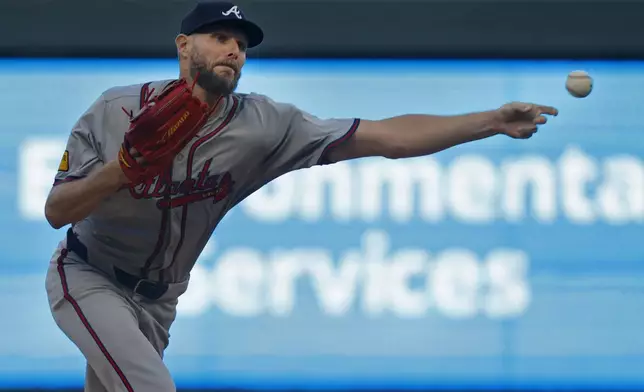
[180, 1, 264, 48]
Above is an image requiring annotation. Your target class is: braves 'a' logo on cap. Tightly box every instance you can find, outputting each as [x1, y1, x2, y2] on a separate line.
[222, 5, 243, 19]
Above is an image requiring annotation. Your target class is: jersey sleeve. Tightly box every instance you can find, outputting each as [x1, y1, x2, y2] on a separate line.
[258, 95, 361, 180]
[53, 94, 106, 186]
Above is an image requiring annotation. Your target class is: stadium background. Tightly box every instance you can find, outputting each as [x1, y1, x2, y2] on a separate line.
[1, 0, 643, 391]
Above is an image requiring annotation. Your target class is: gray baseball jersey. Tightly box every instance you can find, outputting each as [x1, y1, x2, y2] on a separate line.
[53, 79, 360, 282]
[45, 79, 361, 392]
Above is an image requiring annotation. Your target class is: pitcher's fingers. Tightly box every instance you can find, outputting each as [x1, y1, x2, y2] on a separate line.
[536, 105, 559, 116]
[534, 115, 548, 125]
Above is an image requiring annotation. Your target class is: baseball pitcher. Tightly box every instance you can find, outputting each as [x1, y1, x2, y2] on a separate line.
[43, 1, 559, 391]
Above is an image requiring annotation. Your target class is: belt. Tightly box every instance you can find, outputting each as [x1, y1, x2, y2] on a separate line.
[65, 228, 169, 300]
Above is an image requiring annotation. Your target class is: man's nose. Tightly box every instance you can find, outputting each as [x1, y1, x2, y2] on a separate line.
[226, 41, 240, 58]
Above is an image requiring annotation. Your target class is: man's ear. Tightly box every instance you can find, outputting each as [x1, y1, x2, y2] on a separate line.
[175, 34, 190, 59]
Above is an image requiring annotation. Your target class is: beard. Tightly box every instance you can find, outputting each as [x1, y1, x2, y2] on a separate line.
[189, 50, 241, 97]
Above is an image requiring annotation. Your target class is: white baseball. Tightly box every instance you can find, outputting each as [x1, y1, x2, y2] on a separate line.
[566, 70, 593, 98]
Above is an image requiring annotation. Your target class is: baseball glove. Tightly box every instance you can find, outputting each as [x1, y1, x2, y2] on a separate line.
[118, 78, 212, 184]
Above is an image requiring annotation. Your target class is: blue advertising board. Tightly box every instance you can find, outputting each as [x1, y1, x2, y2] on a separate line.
[0, 58, 643, 390]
